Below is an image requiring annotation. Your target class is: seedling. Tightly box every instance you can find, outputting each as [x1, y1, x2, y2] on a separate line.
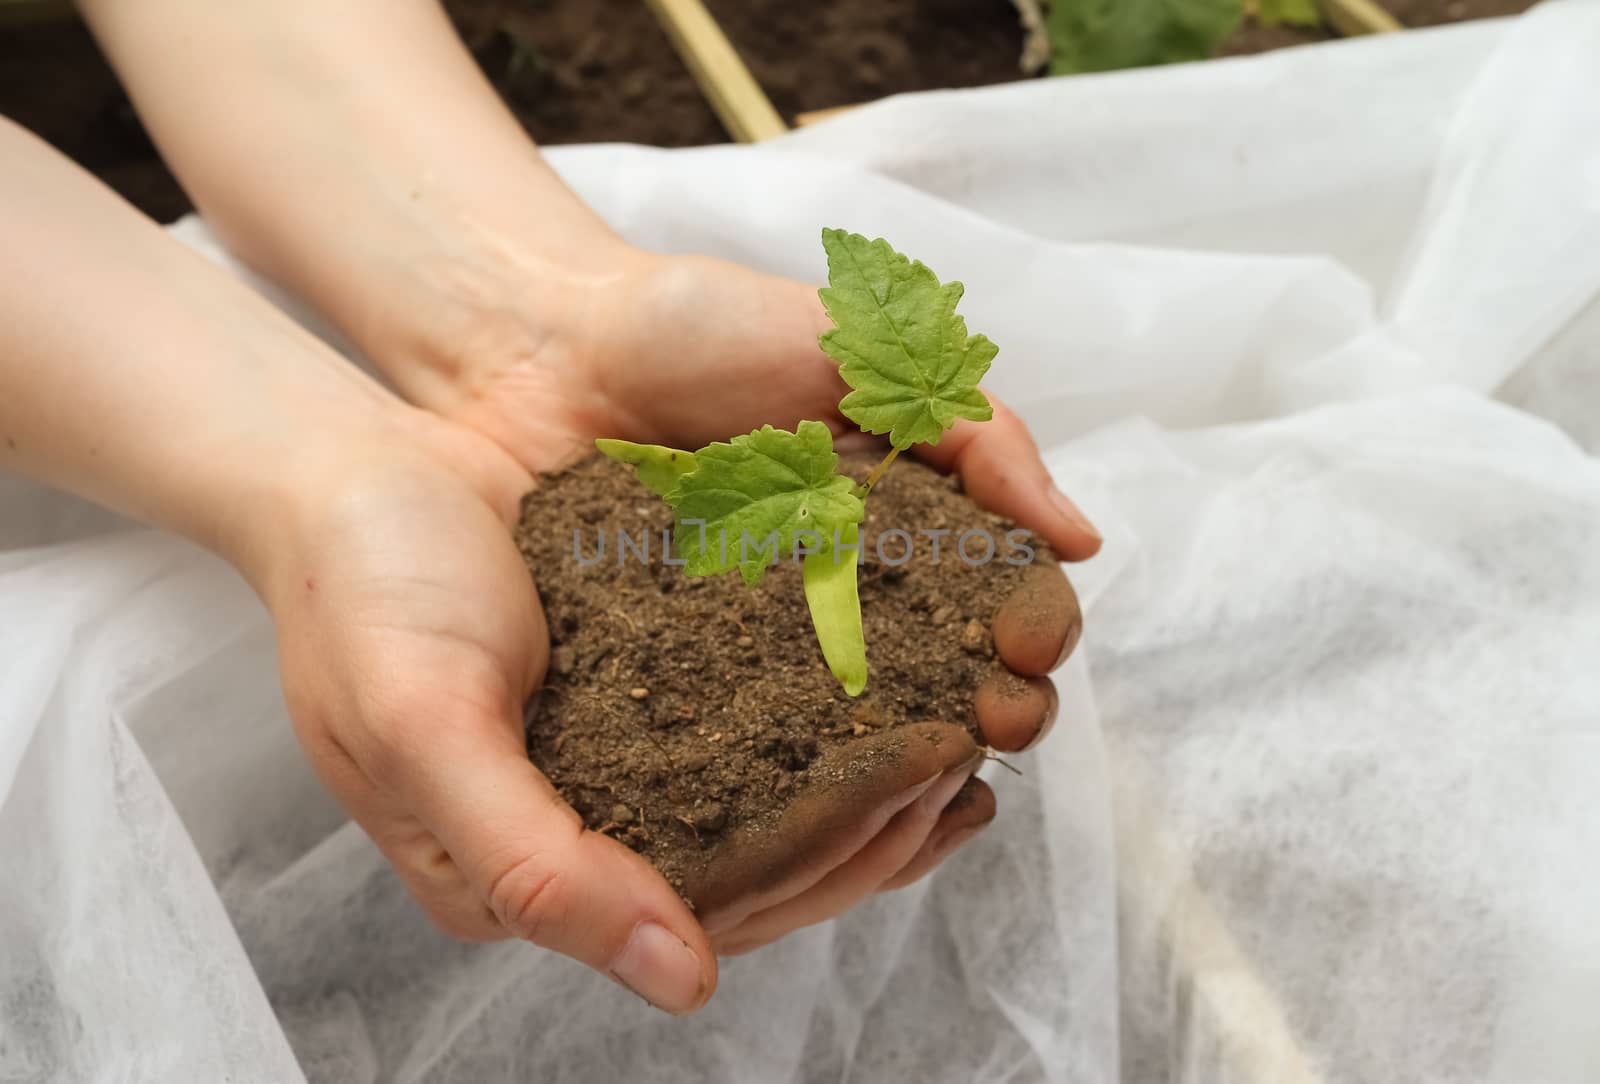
[598, 229, 997, 696]
[1046, 0, 1321, 75]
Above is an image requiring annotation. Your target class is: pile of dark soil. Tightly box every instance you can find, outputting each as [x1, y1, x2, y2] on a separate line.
[701, 0, 1030, 121]
[514, 451, 1046, 894]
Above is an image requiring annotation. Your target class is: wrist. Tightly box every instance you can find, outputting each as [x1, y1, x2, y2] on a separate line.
[363, 215, 658, 416]
[215, 398, 531, 612]
[198, 392, 403, 593]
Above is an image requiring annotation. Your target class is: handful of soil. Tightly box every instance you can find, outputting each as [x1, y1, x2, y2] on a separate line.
[514, 452, 1051, 901]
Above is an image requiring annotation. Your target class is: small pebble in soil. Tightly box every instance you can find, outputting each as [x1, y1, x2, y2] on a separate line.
[851, 704, 885, 729]
[961, 618, 992, 655]
[692, 802, 728, 832]
[629, 686, 650, 700]
[612, 804, 635, 825]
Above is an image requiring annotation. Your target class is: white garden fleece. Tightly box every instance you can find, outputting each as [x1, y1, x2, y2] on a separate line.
[2, 4, 1599, 1081]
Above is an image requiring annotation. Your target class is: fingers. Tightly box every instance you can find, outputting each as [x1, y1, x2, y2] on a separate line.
[913, 397, 1101, 562]
[291, 724, 511, 943]
[712, 755, 984, 956]
[373, 820, 505, 943]
[391, 716, 717, 1015]
[686, 722, 980, 933]
[993, 563, 1083, 678]
[975, 668, 1059, 753]
[879, 776, 997, 892]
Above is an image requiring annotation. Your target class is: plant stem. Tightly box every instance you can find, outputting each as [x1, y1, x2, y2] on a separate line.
[855, 446, 902, 499]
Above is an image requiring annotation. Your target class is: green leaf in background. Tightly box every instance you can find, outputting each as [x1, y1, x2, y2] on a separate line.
[1045, 0, 1244, 75]
[1257, 0, 1321, 27]
[817, 228, 995, 450]
[595, 438, 697, 497]
[665, 421, 864, 586]
[802, 524, 868, 697]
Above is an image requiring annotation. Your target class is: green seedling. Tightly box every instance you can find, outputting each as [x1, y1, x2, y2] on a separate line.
[1046, 0, 1321, 76]
[598, 229, 997, 696]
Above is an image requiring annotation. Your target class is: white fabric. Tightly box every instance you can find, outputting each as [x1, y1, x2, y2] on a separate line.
[4, 4, 1600, 1080]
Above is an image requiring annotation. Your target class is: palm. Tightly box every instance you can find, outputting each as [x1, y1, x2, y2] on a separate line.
[274, 451, 541, 741]
[261, 420, 651, 922]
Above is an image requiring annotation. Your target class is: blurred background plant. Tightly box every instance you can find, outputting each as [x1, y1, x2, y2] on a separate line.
[1034, 0, 1321, 75]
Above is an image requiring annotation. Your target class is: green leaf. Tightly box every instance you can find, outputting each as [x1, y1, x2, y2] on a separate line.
[1258, 0, 1320, 27]
[1046, 0, 1244, 75]
[803, 524, 867, 697]
[665, 421, 864, 586]
[818, 228, 995, 450]
[595, 438, 697, 498]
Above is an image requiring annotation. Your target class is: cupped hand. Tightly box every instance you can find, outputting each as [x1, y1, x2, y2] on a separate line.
[258, 416, 721, 1013]
[375, 251, 1095, 959]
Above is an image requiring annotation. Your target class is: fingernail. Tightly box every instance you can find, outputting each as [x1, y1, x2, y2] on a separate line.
[920, 763, 978, 817]
[1019, 682, 1061, 753]
[935, 825, 984, 859]
[610, 921, 707, 1015]
[1053, 619, 1082, 671]
[1049, 486, 1102, 543]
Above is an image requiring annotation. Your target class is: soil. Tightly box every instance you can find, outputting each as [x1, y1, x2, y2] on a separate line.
[514, 451, 1047, 898]
[0, 17, 191, 222]
[0, 1, 1543, 224]
[1381, 0, 1539, 26]
[449, 0, 723, 147]
[701, 0, 1030, 120]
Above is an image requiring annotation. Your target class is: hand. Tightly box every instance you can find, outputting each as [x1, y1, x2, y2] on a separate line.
[256, 414, 729, 1013]
[377, 250, 1096, 957]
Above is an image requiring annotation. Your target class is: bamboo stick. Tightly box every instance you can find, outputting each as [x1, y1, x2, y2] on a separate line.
[642, 0, 789, 143]
[1324, 0, 1405, 34]
[794, 105, 857, 129]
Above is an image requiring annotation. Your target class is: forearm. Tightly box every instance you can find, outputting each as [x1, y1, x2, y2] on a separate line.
[0, 118, 405, 585]
[77, 0, 635, 405]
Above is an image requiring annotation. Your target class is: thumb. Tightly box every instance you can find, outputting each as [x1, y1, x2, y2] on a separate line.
[397, 715, 717, 1014]
[913, 396, 1102, 562]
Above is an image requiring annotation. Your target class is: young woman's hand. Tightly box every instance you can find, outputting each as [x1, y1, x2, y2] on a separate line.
[251, 420, 736, 1012]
